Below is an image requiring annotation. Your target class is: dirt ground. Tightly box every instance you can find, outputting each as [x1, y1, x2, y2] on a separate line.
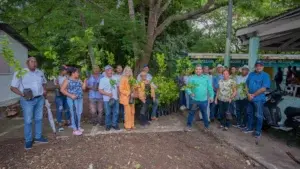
[0, 130, 262, 169]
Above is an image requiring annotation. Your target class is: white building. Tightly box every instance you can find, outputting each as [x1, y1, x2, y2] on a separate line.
[0, 23, 36, 106]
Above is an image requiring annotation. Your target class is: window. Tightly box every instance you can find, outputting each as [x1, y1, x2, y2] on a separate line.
[0, 54, 11, 74]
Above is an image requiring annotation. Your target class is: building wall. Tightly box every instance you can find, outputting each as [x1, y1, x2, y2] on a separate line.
[0, 30, 28, 106]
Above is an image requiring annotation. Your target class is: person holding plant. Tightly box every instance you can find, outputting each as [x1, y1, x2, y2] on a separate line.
[185, 65, 214, 131]
[60, 67, 86, 136]
[86, 65, 104, 126]
[119, 66, 138, 130]
[234, 65, 249, 129]
[54, 65, 71, 132]
[114, 65, 125, 123]
[215, 69, 237, 131]
[138, 71, 157, 126]
[10, 57, 48, 150]
[99, 65, 120, 131]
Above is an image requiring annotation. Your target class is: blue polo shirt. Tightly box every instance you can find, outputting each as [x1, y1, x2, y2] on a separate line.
[213, 74, 223, 92]
[87, 74, 104, 99]
[246, 71, 270, 102]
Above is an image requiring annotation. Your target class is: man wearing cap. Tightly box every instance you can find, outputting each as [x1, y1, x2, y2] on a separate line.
[10, 57, 48, 150]
[211, 64, 224, 121]
[185, 65, 214, 131]
[137, 65, 153, 82]
[234, 65, 249, 129]
[244, 61, 270, 138]
[87, 65, 105, 126]
[99, 65, 120, 131]
[54, 65, 71, 132]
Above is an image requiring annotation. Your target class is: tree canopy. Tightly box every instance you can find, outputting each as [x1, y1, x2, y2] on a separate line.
[0, 0, 299, 76]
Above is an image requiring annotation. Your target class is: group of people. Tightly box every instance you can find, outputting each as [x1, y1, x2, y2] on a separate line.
[10, 56, 272, 150]
[180, 60, 271, 140]
[274, 66, 300, 91]
[10, 57, 159, 150]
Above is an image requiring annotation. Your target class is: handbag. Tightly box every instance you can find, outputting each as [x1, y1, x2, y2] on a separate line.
[21, 77, 33, 100]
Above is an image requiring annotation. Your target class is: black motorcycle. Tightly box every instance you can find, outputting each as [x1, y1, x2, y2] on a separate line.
[263, 90, 283, 129]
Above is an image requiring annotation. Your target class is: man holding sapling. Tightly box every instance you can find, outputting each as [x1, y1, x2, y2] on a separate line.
[184, 65, 214, 131]
[99, 65, 120, 131]
[10, 57, 48, 150]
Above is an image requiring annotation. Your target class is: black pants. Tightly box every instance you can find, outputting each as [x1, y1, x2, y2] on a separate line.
[236, 99, 248, 126]
[218, 100, 230, 127]
[276, 82, 282, 91]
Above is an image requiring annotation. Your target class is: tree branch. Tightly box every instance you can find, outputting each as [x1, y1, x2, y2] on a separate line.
[154, 0, 230, 38]
[158, 0, 171, 17]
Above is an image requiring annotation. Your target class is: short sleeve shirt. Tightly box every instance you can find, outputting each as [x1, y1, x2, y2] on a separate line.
[87, 74, 103, 99]
[99, 76, 118, 101]
[217, 79, 236, 102]
[11, 68, 47, 97]
[246, 71, 270, 101]
[213, 74, 224, 91]
[57, 75, 66, 86]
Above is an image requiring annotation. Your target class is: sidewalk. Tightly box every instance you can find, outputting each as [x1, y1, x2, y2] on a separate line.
[188, 112, 300, 169]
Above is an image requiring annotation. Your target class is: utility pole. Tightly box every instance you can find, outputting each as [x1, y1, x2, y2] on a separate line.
[224, 0, 233, 67]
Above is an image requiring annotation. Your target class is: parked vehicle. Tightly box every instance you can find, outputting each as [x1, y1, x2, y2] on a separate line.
[263, 91, 283, 129]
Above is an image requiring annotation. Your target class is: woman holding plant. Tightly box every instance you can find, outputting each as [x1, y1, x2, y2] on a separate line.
[60, 67, 87, 136]
[215, 69, 237, 131]
[119, 66, 138, 130]
[138, 71, 157, 126]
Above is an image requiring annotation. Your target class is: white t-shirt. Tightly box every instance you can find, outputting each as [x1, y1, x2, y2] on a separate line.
[113, 74, 122, 86]
[57, 75, 67, 86]
[11, 68, 47, 97]
[99, 76, 118, 101]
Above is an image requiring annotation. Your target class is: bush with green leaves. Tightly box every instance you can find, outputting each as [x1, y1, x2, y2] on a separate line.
[152, 53, 179, 105]
[0, 36, 27, 78]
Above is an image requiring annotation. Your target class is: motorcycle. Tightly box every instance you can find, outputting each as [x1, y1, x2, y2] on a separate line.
[263, 90, 283, 129]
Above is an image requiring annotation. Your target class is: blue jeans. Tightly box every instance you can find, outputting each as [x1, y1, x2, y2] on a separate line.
[210, 95, 219, 120]
[236, 99, 248, 126]
[104, 99, 119, 127]
[20, 96, 45, 142]
[179, 90, 186, 106]
[67, 98, 83, 130]
[152, 98, 158, 118]
[187, 100, 209, 128]
[247, 101, 265, 135]
[55, 96, 70, 123]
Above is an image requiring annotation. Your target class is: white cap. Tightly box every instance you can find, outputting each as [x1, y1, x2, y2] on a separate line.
[217, 64, 223, 68]
[241, 65, 249, 70]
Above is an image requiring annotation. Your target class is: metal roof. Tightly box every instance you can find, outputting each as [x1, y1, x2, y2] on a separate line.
[236, 7, 300, 52]
[0, 23, 37, 51]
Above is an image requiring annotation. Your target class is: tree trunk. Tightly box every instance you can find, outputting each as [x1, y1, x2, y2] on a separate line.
[134, 37, 155, 74]
[128, 0, 139, 69]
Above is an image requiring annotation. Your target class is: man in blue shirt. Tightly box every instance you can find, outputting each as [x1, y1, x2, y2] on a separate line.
[87, 65, 104, 126]
[244, 60, 270, 138]
[211, 64, 224, 121]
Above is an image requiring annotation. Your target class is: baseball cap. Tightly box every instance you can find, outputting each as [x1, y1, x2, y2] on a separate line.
[255, 60, 264, 66]
[104, 65, 113, 70]
[241, 65, 249, 70]
[217, 64, 223, 68]
[60, 65, 68, 71]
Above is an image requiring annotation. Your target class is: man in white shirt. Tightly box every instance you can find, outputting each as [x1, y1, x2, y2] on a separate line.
[99, 65, 120, 131]
[10, 57, 48, 150]
[234, 65, 249, 129]
[137, 65, 153, 82]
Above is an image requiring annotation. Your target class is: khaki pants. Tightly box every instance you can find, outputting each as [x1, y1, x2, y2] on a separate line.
[89, 98, 104, 124]
[124, 104, 135, 129]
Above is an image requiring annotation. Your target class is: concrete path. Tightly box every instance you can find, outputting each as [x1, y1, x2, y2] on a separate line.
[0, 113, 191, 142]
[189, 114, 300, 169]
